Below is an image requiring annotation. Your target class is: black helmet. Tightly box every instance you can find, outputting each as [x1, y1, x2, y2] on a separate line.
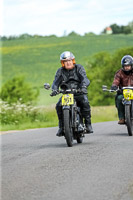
[121, 55, 133, 72]
[60, 51, 76, 67]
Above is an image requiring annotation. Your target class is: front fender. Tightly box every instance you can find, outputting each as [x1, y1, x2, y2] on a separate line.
[122, 99, 131, 105]
[62, 105, 71, 110]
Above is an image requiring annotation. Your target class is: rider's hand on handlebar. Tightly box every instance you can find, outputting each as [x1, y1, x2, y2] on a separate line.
[81, 86, 88, 94]
[110, 85, 118, 91]
[50, 90, 58, 96]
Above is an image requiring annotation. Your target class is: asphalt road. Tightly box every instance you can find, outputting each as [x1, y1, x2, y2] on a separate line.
[1, 121, 133, 200]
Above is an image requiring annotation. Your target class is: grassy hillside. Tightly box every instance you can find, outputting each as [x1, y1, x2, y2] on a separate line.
[1, 34, 133, 106]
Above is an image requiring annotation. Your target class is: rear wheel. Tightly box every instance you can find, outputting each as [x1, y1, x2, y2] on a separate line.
[125, 104, 133, 136]
[63, 109, 73, 147]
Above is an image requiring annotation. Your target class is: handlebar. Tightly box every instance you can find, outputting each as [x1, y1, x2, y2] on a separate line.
[102, 85, 133, 93]
[50, 88, 83, 97]
[44, 83, 87, 96]
[102, 88, 118, 93]
[59, 88, 82, 94]
[44, 83, 84, 96]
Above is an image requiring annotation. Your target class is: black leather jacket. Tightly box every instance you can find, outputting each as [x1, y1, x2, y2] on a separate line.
[52, 64, 90, 90]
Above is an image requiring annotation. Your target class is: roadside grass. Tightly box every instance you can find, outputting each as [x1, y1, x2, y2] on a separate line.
[1, 105, 118, 132]
[91, 105, 118, 122]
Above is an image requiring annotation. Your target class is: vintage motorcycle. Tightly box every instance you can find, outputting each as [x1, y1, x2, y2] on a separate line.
[44, 83, 86, 147]
[102, 85, 133, 136]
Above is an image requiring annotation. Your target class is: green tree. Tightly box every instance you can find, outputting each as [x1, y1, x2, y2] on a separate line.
[84, 32, 95, 36]
[121, 25, 132, 34]
[110, 24, 122, 34]
[128, 21, 133, 33]
[102, 23, 132, 34]
[68, 31, 80, 37]
[0, 76, 39, 104]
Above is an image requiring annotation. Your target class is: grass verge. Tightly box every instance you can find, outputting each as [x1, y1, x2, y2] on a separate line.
[0, 105, 118, 132]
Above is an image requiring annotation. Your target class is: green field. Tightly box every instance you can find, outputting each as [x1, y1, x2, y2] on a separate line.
[1, 34, 133, 106]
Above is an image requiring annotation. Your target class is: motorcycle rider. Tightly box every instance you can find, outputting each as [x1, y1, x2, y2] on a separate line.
[50, 51, 93, 136]
[111, 55, 133, 124]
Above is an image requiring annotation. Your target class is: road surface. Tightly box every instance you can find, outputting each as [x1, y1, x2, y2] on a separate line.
[1, 121, 133, 200]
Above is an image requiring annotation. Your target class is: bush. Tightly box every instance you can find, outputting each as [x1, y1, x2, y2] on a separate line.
[0, 76, 39, 104]
[0, 99, 57, 125]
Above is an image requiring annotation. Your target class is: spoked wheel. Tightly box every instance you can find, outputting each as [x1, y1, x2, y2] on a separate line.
[63, 109, 73, 147]
[125, 105, 133, 136]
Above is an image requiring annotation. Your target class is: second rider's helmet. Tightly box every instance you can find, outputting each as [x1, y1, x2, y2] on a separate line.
[121, 55, 133, 72]
[60, 51, 76, 67]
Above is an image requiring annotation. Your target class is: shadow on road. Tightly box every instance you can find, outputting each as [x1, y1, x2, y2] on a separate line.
[37, 143, 69, 149]
[36, 140, 93, 149]
[107, 132, 128, 137]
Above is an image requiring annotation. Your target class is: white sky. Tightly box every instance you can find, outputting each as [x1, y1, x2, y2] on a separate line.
[1, 0, 133, 37]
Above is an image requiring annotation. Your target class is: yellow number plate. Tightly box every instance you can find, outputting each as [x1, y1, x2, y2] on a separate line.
[62, 94, 74, 105]
[123, 89, 133, 100]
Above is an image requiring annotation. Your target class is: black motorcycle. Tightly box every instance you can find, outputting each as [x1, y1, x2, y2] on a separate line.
[44, 83, 86, 147]
[102, 85, 133, 136]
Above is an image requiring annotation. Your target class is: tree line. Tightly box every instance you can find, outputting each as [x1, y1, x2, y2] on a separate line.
[1, 21, 133, 41]
[102, 21, 133, 34]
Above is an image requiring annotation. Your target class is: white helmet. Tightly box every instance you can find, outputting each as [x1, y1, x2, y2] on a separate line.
[60, 51, 76, 67]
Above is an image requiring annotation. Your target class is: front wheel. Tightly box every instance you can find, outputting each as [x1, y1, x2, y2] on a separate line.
[63, 109, 73, 147]
[125, 104, 133, 136]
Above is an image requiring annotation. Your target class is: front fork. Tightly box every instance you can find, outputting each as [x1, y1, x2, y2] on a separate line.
[62, 105, 71, 132]
[72, 102, 78, 131]
[131, 100, 133, 120]
[62, 104, 77, 130]
[123, 99, 133, 120]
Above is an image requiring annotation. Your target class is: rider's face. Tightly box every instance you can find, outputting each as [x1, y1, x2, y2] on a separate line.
[124, 65, 132, 71]
[64, 60, 74, 70]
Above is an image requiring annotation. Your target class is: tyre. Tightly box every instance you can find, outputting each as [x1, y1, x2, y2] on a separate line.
[63, 109, 73, 147]
[77, 135, 83, 143]
[125, 104, 133, 136]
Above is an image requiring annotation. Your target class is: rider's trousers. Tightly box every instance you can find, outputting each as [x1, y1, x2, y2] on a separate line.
[115, 94, 125, 119]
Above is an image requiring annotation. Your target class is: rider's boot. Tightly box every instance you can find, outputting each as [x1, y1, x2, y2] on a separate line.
[56, 120, 63, 137]
[86, 124, 93, 133]
[118, 119, 125, 125]
[85, 116, 93, 134]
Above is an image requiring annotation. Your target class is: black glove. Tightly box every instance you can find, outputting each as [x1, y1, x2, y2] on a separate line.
[81, 86, 88, 94]
[50, 90, 58, 96]
[117, 89, 123, 95]
[111, 85, 118, 91]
